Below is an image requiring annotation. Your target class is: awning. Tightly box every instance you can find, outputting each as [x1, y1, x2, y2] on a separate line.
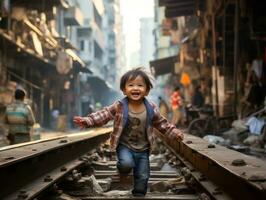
[87, 75, 109, 93]
[66, 49, 85, 67]
[65, 49, 92, 74]
[150, 55, 178, 76]
[86, 75, 122, 106]
[12, 0, 69, 10]
[159, 0, 205, 18]
[73, 63, 92, 74]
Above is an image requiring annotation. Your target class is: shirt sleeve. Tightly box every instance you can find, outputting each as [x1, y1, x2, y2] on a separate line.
[26, 105, 36, 126]
[152, 104, 183, 141]
[83, 101, 118, 127]
[3, 110, 8, 124]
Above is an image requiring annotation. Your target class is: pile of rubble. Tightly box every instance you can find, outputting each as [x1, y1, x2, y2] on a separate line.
[203, 107, 266, 159]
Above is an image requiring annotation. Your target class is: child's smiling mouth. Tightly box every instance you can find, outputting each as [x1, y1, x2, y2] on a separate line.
[131, 92, 140, 97]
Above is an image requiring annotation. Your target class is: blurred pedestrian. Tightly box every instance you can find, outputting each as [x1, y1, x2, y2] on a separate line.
[4, 89, 36, 144]
[51, 108, 59, 129]
[191, 85, 205, 108]
[170, 86, 182, 126]
[242, 56, 265, 116]
[73, 67, 184, 197]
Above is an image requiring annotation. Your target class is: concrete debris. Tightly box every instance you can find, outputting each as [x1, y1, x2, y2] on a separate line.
[72, 172, 82, 181]
[232, 119, 248, 132]
[198, 193, 211, 200]
[223, 128, 248, 144]
[97, 178, 112, 192]
[203, 135, 227, 145]
[150, 177, 185, 192]
[88, 152, 101, 161]
[149, 154, 165, 169]
[167, 176, 185, 187]
[102, 190, 130, 197]
[51, 193, 79, 200]
[243, 135, 260, 147]
[150, 181, 169, 192]
[82, 175, 104, 194]
[149, 154, 165, 163]
[180, 167, 192, 181]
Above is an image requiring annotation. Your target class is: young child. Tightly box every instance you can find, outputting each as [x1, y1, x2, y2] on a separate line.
[73, 68, 184, 197]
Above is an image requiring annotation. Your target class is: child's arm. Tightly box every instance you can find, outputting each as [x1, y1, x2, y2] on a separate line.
[73, 101, 118, 129]
[152, 106, 184, 141]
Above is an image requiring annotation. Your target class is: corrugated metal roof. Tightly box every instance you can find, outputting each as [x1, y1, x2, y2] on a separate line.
[150, 55, 178, 76]
[159, 0, 205, 18]
[12, 0, 69, 10]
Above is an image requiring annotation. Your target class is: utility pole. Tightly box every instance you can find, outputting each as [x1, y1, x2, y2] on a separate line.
[211, 13, 219, 117]
[233, 0, 239, 118]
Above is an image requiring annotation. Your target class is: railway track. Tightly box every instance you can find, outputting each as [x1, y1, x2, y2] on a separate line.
[0, 127, 265, 200]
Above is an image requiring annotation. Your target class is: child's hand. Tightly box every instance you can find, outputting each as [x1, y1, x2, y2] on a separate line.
[176, 131, 184, 141]
[73, 116, 86, 129]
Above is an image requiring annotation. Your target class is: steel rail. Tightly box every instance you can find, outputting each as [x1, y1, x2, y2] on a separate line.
[166, 134, 266, 200]
[0, 127, 111, 200]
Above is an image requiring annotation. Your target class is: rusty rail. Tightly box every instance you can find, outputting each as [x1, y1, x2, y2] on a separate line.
[0, 128, 111, 200]
[166, 134, 266, 200]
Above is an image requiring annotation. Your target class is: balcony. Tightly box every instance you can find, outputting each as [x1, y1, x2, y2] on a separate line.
[108, 48, 116, 58]
[79, 51, 93, 64]
[77, 27, 92, 38]
[64, 7, 83, 26]
[93, 24, 104, 50]
[77, 19, 93, 38]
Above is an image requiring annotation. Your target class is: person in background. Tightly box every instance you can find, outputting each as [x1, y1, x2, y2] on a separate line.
[73, 67, 184, 197]
[170, 86, 182, 126]
[4, 88, 36, 144]
[243, 56, 265, 116]
[191, 85, 205, 108]
[51, 108, 59, 129]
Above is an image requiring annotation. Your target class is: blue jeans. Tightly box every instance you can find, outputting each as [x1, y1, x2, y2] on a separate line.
[116, 144, 150, 195]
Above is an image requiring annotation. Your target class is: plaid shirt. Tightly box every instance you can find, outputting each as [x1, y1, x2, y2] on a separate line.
[83, 98, 183, 151]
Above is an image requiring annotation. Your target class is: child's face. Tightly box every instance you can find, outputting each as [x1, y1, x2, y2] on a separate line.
[123, 75, 149, 102]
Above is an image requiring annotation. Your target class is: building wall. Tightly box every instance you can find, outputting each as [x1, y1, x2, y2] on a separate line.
[103, 0, 125, 88]
[153, 1, 178, 59]
[140, 18, 155, 68]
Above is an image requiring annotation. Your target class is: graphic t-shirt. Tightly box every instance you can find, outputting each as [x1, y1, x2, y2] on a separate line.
[119, 109, 149, 151]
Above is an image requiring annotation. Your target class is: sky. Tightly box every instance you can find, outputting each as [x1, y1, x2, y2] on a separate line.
[120, 0, 154, 67]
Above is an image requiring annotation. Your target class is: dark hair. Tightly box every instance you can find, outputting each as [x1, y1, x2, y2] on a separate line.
[15, 89, 26, 100]
[174, 86, 180, 91]
[120, 67, 153, 92]
[195, 85, 201, 91]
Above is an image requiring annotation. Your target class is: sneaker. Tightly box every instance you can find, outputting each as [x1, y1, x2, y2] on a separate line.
[111, 173, 133, 190]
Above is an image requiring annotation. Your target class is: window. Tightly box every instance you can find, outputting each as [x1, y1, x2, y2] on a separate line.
[80, 40, 85, 51]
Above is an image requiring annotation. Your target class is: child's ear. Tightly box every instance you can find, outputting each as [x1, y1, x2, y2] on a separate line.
[122, 89, 126, 95]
